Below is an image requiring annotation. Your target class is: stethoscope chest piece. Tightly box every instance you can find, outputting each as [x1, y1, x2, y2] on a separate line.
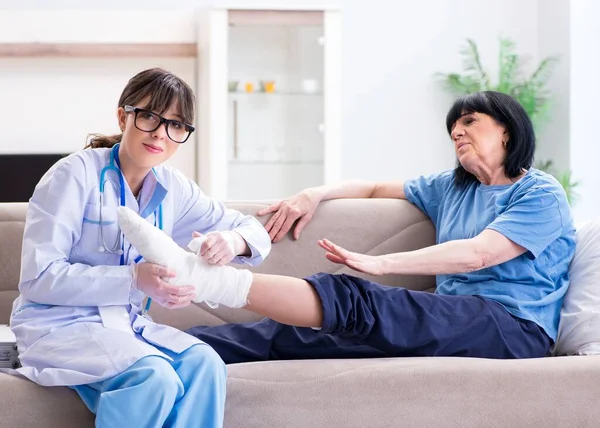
[98, 246, 123, 255]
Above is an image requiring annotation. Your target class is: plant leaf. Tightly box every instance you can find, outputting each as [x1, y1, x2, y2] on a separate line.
[556, 169, 580, 205]
[461, 39, 490, 89]
[496, 38, 521, 94]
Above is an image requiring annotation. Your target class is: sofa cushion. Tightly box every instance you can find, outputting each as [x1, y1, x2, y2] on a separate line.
[0, 291, 18, 325]
[0, 372, 93, 427]
[224, 355, 600, 428]
[0, 220, 24, 293]
[554, 218, 600, 355]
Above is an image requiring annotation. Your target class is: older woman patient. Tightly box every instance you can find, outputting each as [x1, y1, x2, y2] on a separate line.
[181, 91, 576, 361]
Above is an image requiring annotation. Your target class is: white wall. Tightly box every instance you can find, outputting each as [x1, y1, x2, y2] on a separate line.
[0, 0, 539, 177]
[570, 0, 600, 222]
[340, 0, 539, 181]
[0, 11, 199, 179]
[536, 0, 570, 173]
[0, 58, 197, 179]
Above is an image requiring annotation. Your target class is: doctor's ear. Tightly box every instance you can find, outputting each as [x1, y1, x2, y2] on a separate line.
[117, 107, 127, 132]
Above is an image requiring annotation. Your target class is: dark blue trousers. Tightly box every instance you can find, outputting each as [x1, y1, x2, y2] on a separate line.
[186, 273, 551, 364]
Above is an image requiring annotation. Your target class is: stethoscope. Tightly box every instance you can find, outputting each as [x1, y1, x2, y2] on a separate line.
[98, 143, 163, 316]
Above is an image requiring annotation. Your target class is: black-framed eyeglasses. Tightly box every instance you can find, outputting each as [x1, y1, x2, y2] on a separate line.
[123, 105, 195, 144]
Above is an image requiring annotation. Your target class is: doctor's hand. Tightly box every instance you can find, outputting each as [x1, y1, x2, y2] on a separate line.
[257, 189, 322, 243]
[133, 263, 196, 309]
[319, 239, 388, 276]
[191, 230, 247, 266]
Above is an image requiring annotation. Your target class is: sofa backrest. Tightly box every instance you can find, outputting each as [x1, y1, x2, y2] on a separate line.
[0, 199, 436, 329]
[0, 203, 27, 326]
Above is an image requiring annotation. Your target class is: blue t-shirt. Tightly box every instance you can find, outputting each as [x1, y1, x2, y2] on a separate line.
[404, 168, 576, 341]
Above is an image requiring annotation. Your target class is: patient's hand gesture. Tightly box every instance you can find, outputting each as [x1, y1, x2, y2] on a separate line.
[257, 190, 322, 243]
[319, 239, 388, 276]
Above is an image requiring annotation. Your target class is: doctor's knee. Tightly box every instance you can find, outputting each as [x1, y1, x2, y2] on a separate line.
[184, 345, 227, 377]
[135, 356, 183, 401]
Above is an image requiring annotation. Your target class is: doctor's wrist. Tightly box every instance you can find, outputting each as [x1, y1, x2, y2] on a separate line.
[131, 264, 140, 290]
[230, 231, 250, 257]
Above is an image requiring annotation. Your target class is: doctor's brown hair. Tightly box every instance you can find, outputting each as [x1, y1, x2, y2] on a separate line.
[85, 68, 195, 149]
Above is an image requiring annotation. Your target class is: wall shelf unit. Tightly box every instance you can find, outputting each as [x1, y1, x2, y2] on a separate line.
[197, 6, 341, 200]
[228, 10, 323, 26]
[0, 43, 197, 57]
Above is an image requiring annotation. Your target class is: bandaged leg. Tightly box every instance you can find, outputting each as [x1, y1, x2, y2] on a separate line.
[117, 206, 252, 308]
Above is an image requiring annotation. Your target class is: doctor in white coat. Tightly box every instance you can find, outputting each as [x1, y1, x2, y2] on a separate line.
[10, 68, 271, 428]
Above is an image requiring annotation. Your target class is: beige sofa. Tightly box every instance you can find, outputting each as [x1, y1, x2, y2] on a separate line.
[0, 200, 599, 428]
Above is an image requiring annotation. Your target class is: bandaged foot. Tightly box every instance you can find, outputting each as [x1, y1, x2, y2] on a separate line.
[117, 206, 252, 308]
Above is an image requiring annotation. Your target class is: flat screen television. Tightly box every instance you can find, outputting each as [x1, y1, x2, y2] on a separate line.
[0, 154, 69, 202]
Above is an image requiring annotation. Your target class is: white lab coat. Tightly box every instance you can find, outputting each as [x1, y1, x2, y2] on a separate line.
[10, 148, 271, 387]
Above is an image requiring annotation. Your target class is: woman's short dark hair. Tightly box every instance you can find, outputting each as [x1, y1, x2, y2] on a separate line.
[445, 91, 535, 186]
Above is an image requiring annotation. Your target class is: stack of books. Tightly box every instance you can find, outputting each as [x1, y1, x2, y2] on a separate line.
[0, 325, 20, 369]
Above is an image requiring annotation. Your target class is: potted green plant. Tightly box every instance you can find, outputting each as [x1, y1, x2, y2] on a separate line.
[437, 37, 579, 204]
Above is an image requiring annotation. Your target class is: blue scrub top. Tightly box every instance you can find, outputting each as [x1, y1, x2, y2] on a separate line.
[404, 168, 576, 341]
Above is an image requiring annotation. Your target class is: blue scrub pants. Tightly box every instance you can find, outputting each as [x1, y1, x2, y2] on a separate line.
[186, 273, 551, 363]
[72, 344, 226, 428]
